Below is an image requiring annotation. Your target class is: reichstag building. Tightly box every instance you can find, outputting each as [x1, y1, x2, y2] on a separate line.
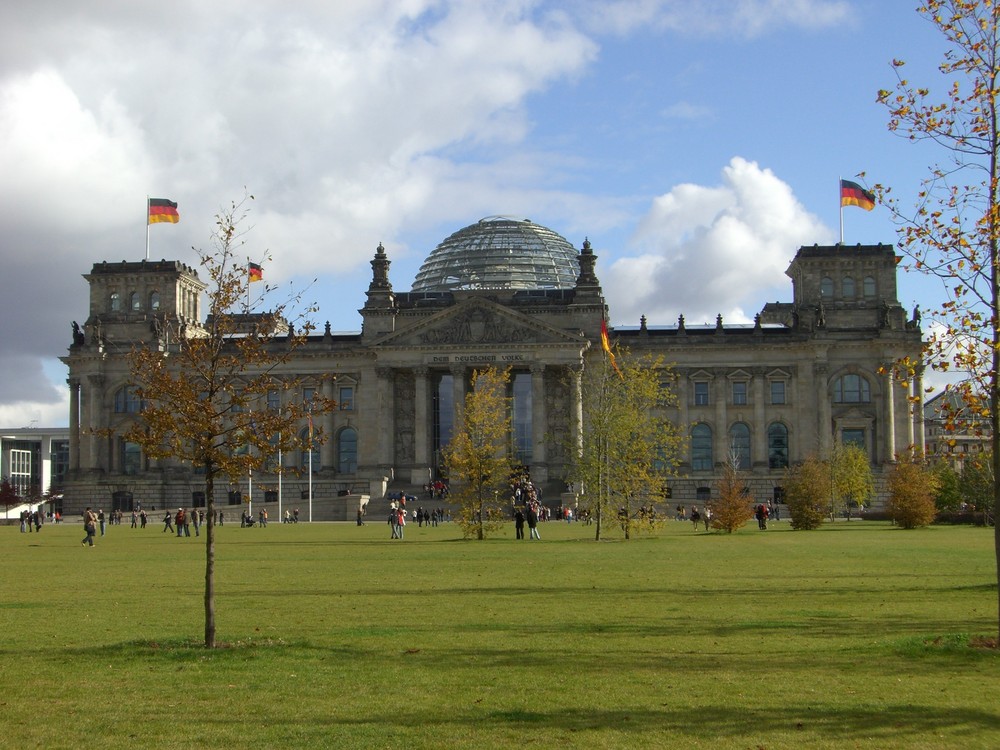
[60, 216, 924, 516]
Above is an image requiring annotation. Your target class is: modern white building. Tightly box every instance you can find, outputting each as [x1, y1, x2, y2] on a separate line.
[0, 427, 71, 500]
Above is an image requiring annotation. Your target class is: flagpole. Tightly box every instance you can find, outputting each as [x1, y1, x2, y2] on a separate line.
[145, 196, 150, 260]
[838, 177, 844, 244]
[308, 424, 313, 523]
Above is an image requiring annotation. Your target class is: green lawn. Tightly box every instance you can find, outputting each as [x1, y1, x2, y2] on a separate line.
[1, 518, 997, 749]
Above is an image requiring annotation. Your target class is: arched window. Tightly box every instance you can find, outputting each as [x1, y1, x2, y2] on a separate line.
[863, 276, 876, 297]
[114, 385, 142, 413]
[768, 423, 789, 469]
[691, 424, 713, 471]
[729, 422, 751, 470]
[149, 291, 160, 310]
[833, 374, 871, 403]
[338, 427, 358, 474]
[842, 276, 855, 298]
[820, 277, 834, 297]
[130, 292, 141, 311]
[110, 292, 121, 312]
[300, 428, 320, 472]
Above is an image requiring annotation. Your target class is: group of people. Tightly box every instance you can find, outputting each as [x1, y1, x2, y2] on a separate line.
[19, 509, 43, 533]
[688, 506, 712, 530]
[388, 497, 408, 539]
[513, 502, 541, 540]
[165, 507, 205, 536]
[423, 480, 449, 499]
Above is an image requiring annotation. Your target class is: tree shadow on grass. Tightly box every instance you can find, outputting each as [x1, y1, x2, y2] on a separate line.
[208, 702, 999, 745]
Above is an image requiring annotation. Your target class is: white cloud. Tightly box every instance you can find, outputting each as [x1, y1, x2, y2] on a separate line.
[603, 157, 835, 326]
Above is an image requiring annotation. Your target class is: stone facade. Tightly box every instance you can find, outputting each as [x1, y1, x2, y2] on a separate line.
[58, 223, 923, 516]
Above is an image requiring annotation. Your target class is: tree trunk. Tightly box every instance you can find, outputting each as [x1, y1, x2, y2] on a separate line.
[204, 462, 217, 648]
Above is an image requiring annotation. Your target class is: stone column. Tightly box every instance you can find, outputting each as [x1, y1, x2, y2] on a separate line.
[914, 366, 926, 456]
[714, 373, 727, 466]
[906, 372, 915, 451]
[321, 377, 336, 470]
[815, 364, 831, 455]
[375, 367, 394, 470]
[451, 365, 466, 434]
[530, 362, 547, 481]
[752, 369, 766, 467]
[676, 370, 689, 432]
[68, 378, 80, 471]
[413, 366, 430, 483]
[885, 370, 896, 462]
[569, 363, 583, 460]
[86, 374, 106, 471]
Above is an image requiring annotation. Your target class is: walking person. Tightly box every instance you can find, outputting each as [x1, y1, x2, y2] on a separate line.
[514, 508, 525, 540]
[527, 504, 540, 540]
[755, 503, 768, 530]
[98, 509, 106, 536]
[163, 510, 174, 533]
[81, 507, 97, 547]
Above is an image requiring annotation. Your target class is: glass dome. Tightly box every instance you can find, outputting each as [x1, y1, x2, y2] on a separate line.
[410, 216, 580, 292]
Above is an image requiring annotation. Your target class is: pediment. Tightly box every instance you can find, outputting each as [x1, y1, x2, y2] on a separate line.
[374, 298, 585, 349]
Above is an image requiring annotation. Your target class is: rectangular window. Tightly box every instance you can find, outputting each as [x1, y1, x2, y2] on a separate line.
[732, 381, 747, 405]
[842, 429, 866, 452]
[266, 388, 280, 411]
[511, 373, 533, 465]
[694, 381, 709, 406]
[339, 386, 354, 411]
[770, 380, 786, 405]
[10, 448, 31, 497]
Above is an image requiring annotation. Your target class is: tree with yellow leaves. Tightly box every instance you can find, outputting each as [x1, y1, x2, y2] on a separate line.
[124, 196, 333, 647]
[442, 367, 513, 540]
[569, 350, 685, 541]
[875, 0, 1000, 639]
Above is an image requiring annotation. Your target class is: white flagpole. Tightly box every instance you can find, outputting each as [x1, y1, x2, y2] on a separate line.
[278, 433, 283, 521]
[308, 431, 313, 522]
[145, 196, 151, 260]
[838, 177, 844, 244]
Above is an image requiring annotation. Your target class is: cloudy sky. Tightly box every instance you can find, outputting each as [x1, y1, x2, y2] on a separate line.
[0, 1, 952, 428]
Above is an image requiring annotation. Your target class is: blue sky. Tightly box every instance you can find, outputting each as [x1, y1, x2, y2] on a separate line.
[0, 1, 959, 427]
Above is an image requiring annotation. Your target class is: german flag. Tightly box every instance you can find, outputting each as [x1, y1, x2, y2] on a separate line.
[600, 319, 623, 380]
[248, 262, 263, 283]
[840, 180, 875, 211]
[148, 198, 179, 224]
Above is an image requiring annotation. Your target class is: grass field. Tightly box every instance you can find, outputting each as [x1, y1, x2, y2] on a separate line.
[1, 517, 997, 749]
